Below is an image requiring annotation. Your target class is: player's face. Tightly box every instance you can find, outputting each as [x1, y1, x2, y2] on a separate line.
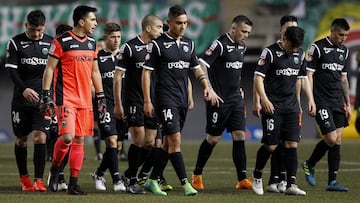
[280, 21, 298, 41]
[149, 19, 163, 40]
[330, 28, 349, 46]
[232, 22, 252, 44]
[282, 37, 299, 55]
[83, 12, 97, 34]
[25, 23, 45, 40]
[167, 14, 188, 39]
[105, 31, 121, 52]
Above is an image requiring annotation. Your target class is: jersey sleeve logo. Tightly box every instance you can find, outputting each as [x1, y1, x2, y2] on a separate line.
[49, 43, 56, 55]
[147, 43, 153, 53]
[205, 40, 218, 56]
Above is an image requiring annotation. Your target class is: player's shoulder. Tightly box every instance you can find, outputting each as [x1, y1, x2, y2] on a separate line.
[11, 32, 28, 43]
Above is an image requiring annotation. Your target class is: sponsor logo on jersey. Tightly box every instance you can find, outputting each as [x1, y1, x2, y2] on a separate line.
[20, 57, 48, 65]
[323, 47, 334, 54]
[276, 68, 299, 76]
[135, 62, 144, 69]
[276, 51, 284, 57]
[227, 45, 235, 52]
[70, 44, 79, 49]
[164, 41, 175, 49]
[101, 70, 115, 79]
[135, 45, 147, 52]
[321, 63, 344, 71]
[70, 55, 93, 62]
[168, 60, 190, 69]
[226, 61, 243, 69]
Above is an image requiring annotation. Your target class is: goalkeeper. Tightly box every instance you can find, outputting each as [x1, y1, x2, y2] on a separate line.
[40, 5, 105, 195]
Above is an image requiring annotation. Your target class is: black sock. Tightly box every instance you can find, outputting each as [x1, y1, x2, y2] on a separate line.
[107, 148, 120, 183]
[15, 144, 28, 177]
[158, 149, 169, 180]
[193, 139, 215, 175]
[69, 176, 78, 186]
[34, 143, 46, 179]
[233, 140, 247, 181]
[93, 128, 101, 155]
[59, 150, 69, 173]
[169, 152, 188, 185]
[124, 144, 141, 178]
[307, 140, 329, 167]
[139, 148, 153, 175]
[269, 148, 279, 185]
[285, 147, 297, 187]
[253, 145, 271, 179]
[277, 143, 286, 182]
[328, 144, 340, 184]
[149, 148, 164, 180]
[96, 149, 108, 177]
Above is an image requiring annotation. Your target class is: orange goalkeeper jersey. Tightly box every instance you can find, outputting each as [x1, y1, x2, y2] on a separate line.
[49, 31, 98, 108]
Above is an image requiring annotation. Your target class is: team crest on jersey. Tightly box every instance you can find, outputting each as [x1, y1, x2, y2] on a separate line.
[42, 48, 49, 55]
[293, 56, 299, 64]
[339, 54, 344, 61]
[88, 42, 93, 49]
[183, 45, 189, 53]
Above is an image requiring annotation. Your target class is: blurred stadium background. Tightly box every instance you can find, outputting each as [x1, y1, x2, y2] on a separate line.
[1, 0, 360, 142]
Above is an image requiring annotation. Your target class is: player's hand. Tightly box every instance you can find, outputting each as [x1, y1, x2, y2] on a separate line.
[114, 103, 124, 119]
[252, 101, 262, 117]
[96, 92, 107, 113]
[39, 90, 56, 118]
[204, 87, 223, 107]
[307, 100, 316, 117]
[23, 88, 40, 103]
[261, 98, 274, 115]
[345, 105, 352, 121]
[144, 100, 154, 118]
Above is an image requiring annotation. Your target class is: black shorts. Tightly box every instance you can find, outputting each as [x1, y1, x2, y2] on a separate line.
[260, 111, 301, 145]
[126, 104, 158, 129]
[11, 105, 50, 137]
[206, 102, 246, 136]
[98, 104, 128, 141]
[315, 106, 348, 135]
[158, 107, 187, 135]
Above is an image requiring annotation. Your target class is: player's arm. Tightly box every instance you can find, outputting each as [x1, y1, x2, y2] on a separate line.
[254, 74, 274, 114]
[113, 69, 125, 119]
[296, 79, 302, 114]
[40, 55, 59, 117]
[142, 68, 154, 118]
[300, 77, 316, 117]
[193, 66, 223, 107]
[188, 77, 194, 110]
[42, 56, 58, 90]
[252, 83, 261, 117]
[341, 74, 352, 120]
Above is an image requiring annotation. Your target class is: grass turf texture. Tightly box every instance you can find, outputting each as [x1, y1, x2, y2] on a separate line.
[0, 139, 359, 203]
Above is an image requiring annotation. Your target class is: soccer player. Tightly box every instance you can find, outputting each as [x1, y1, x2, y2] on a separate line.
[41, 5, 104, 195]
[113, 14, 164, 194]
[251, 26, 316, 196]
[302, 18, 351, 192]
[5, 10, 52, 192]
[191, 15, 253, 191]
[253, 15, 299, 193]
[45, 24, 73, 192]
[141, 5, 220, 196]
[90, 23, 127, 192]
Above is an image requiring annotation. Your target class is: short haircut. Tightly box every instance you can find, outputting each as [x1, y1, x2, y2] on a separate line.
[331, 18, 350, 31]
[142, 14, 162, 30]
[232, 15, 253, 27]
[104, 23, 121, 35]
[27, 10, 46, 26]
[55, 24, 72, 36]
[284, 26, 304, 48]
[72, 5, 97, 27]
[280, 15, 298, 26]
[168, 5, 187, 19]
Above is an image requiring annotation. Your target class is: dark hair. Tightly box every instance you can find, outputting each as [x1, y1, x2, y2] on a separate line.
[163, 23, 169, 32]
[168, 5, 187, 19]
[284, 26, 304, 48]
[331, 18, 350, 31]
[27, 10, 46, 26]
[280, 15, 298, 26]
[104, 23, 121, 35]
[232, 15, 253, 26]
[72, 5, 97, 27]
[55, 24, 72, 36]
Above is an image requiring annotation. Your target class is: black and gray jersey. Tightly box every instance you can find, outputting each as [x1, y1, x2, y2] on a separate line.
[5, 32, 53, 107]
[199, 33, 246, 104]
[98, 48, 118, 106]
[306, 37, 349, 108]
[116, 36, 149, 107]
[143, 33, 200, 108]
[255, 41, 306, 113]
